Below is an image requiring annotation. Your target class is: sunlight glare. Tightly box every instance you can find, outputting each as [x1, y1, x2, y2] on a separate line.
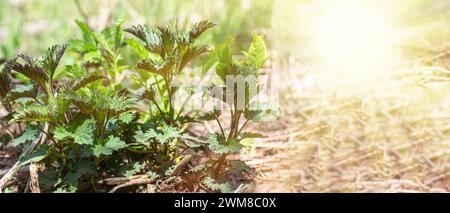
[312, 0, 399, 89]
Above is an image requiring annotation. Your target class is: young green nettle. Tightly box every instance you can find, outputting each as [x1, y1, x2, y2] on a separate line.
[70, 20, 127, 87]
[195, 34, 278, 191]
[0, 19, 277, 193]
[124, 19, 215, 126]
[123, 20, 216, 169]
[2, 43, 126, 192]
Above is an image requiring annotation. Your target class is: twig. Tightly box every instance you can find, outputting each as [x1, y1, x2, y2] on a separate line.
[29, 163, 41, 193]
[98, 174, 147, 186]
[170, 155, 192, 176]
[108, 177, 154, 193]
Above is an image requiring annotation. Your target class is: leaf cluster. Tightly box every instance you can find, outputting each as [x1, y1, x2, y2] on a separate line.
[0, 19, 278, 193]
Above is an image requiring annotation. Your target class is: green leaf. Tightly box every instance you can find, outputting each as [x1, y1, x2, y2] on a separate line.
[38, 169, 62, 191]
[244, 103, 280, 122]
[93, 136, 125, 157]
[64, 89, 136, 116]
[83, 51, 101, 63]
[19, 145, 48, 166]
[75, 19, 96, 44]
[203, 134, 242, 154]
[42, 43, 68, 79]
[134, 129, 155, 147]
[64, 158, 97, 186]
[54, 185, 77, 193]
[53, 119, 95, 145]
[146, 171, 159, 181]
[159, 125, 181, 143]
[66, 74, 104, 91]
[239, 138, 254, 147]
[53, 126, 72, 141]
[105, 136, 126, 150]
[245, 33, 266, 69]
[198, 110, 221, 121]
[135, 125, 180, 145]
[124, 25, 163, 54]
[74, 158, 97, 175]
[123, 162, 143, 178]
[3, 187, 14, 193]
[189, 20, 215, 40]
[136, 59, 174, 77]
[104, 19, 124, 51]
[92, 145, 110, 157]
[5, 84, 38, 102]
[64, 172, 82, 186]
[179, 45, 209, 71]
[125, 38, 148, 59]
[118, 112, 135, 124]
[13, 104, 54, 122]
[7, 56, 48, 90]
[11, 126, 39, 146]
[202, 37, 235, 76]
[58, 64, 85, 79]
[203, 177, 233, 193]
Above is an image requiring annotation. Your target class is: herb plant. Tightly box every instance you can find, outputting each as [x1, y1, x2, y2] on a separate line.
[0, 19, 277, 193]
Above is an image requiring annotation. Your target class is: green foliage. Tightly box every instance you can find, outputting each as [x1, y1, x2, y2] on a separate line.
[125, 19, 214, 126]
[11, 126, 39, 146]
[13, 104, 55, 122]
[203, 176, 233, 193]
[201, 134, 242, 154]
[196, 33, 274, 183]
[2, 18, 276, 193]
[123, 162, 144, 178]
[19, 145, 49, 166]
[54, 119, 95, 145]
[6, 44, 67, 96]
[135, 125, 180, 146]
[5, 84, 38, 103]
[245, 33, 267, 69]
[92, 136, 126, 157]
[70, 19, 127, 87]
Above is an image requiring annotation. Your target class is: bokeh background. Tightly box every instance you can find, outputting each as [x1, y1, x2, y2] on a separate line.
[1, 0, 449, 192]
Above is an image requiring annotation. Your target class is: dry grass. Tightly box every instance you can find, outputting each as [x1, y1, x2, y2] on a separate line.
[244, 55, 450, 193]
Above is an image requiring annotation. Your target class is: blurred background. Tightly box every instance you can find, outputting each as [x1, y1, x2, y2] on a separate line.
[1, 0, 449, 192]
[0, 0, 273, 57]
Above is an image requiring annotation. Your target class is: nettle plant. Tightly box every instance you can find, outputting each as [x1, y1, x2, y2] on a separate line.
[1, 43, 137, 192]
[69, 19, 127, 87]
[196, 34, 277, 191]
[0, 19, 277, 193]
[124, 19, 214, 126]
[122, 20, 215, 171]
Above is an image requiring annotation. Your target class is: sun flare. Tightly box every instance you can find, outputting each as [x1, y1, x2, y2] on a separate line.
[312, 0, 400, 89]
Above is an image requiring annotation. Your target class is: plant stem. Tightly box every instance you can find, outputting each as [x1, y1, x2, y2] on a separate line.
[215, 118, 225, 138]
[214, 154, 227, 179]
